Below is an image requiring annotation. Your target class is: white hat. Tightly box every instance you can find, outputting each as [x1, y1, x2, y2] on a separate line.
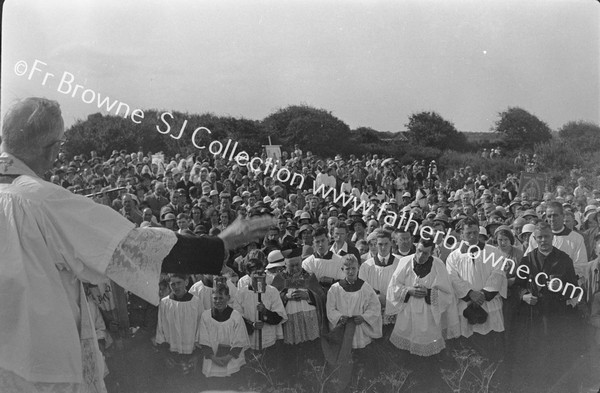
[521, 223, 536, 235]
[266, 250, 285, 269]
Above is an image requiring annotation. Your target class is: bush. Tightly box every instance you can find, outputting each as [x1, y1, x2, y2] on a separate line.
[533, 138, 583, 189]
[437, 151, 524, 184]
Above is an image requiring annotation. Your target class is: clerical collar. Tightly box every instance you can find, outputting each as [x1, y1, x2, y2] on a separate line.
[374, 253, 395, 267]
[413, 256, 434, 278]
[169, 292, 193, 302]
[314, 250, 334, 260]
[339, 278, 364, 292]
[553, 226, 571, 236]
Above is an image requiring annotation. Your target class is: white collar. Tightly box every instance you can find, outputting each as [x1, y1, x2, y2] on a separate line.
[330, 242, 348, 254]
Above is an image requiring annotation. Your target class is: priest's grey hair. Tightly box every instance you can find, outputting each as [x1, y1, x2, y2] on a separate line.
[1, 97, 64, 159]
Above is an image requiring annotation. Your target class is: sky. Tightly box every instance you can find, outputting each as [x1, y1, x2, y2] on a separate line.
[2, 0, 599, 134]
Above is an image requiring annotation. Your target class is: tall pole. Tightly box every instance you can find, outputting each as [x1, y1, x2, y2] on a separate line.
[257, 292, 263, 351]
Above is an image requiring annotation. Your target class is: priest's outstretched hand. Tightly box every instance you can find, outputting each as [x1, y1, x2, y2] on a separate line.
[218, 215, 276, 250]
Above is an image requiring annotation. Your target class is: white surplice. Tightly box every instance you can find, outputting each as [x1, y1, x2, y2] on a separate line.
[446, 244, 507, 337]
[0, 153, 177, 393]
[234, 285, 287, 350]
[155, 295, 203, 354]
[302, 253, 346, 281]
[386, 255, 459, 356]
[359, 254, 400, 324]
[326, 281, 383, 349]
[197, 309, 249, 377]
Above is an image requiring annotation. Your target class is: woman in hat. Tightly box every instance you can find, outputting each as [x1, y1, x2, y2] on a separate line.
[494, 226, 523, 335]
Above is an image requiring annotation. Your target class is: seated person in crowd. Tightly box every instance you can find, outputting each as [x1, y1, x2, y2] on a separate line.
[234, 258, 287, 351]
[197, 285, 249, 377]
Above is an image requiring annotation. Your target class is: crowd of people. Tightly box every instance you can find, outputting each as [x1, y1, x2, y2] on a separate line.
[50, 144, 600, 391]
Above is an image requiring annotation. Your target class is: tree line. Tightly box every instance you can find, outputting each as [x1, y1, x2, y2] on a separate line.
[64, 105, 599, 164]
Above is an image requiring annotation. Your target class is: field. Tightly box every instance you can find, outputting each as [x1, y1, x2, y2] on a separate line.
[104, 325, 600, 393]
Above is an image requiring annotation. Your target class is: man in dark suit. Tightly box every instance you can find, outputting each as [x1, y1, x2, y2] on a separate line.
[511, 221, 583, 389]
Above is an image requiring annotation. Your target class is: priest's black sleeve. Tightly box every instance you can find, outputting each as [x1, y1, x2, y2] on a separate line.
[262, 309, 283, 325]
[161, 234, 225, 274]
[482, 290, 498, 301]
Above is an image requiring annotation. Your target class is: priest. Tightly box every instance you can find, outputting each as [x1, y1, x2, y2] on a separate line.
[0, 97, 274, 393]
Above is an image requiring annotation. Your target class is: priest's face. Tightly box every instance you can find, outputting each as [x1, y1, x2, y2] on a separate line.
[534, 227, 553, 253]
[414, 243, 433, 264]
[285, 257, 302, 275]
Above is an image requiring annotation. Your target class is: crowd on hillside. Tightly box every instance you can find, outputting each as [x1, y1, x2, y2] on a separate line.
[49, 146, 600, 391]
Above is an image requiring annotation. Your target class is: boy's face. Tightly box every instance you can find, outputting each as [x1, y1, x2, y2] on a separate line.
[169, 276, 187, 298]
[357, 243, 369, 255]
[396, 232, 413, 252]
[313, 234, 330, 255]
[341, 260, 359, 282]
[212, 292, 230, 311]
[176, 218, 188, 229]
[376, 236, 392, 256]
[159, 285, 170, 298]
[267, 229, 279, 241]
[333, 227, 347, 244]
